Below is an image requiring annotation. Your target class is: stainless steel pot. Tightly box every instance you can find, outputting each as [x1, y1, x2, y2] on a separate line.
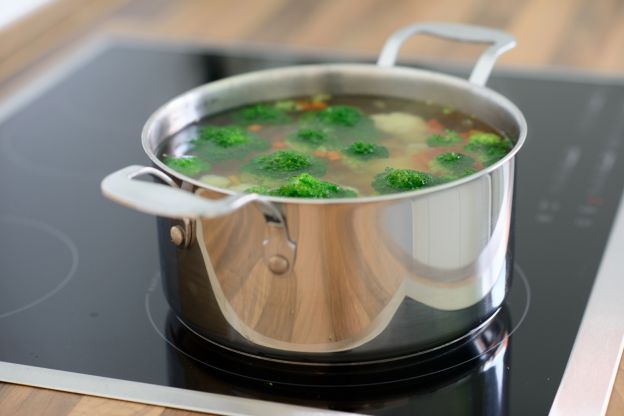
[101, 22, 527, 364]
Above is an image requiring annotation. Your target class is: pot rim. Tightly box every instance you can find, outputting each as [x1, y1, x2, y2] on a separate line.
[141, 63, 527, 205]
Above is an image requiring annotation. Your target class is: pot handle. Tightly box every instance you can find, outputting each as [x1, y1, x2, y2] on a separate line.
[101, 165, 263, 220]
[377, 22, 516, 86]
[101, 165, 297, 274]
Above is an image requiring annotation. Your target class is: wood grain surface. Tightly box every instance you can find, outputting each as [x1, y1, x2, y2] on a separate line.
[0, 0, 623, 414]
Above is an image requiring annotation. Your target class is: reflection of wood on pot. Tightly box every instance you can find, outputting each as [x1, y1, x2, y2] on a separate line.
[194, 189, 406, 353]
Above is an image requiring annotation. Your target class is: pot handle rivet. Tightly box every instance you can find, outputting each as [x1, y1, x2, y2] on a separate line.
[268, 255, 290, 275]
[170, 225, 186, 247]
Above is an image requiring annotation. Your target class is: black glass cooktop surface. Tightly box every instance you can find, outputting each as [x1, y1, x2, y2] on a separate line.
[1, 41, 623, 415]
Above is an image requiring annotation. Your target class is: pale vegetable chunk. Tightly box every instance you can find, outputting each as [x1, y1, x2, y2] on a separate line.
[199, 174, 230, 188]
[371, 112, 428, 140]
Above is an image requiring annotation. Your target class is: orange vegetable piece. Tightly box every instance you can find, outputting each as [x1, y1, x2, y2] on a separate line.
[272, 142, 287, 149]
[296, 101, 313, 111]
[327, 151, 341, 161]
[426, 119, 445, 133]
[412, 148, 441, 171]
[247, 124, 263, 132]
[314, 150, 328, 158]
[310, 101, 328, 110]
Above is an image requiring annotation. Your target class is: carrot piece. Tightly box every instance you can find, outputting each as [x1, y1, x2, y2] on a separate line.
[467, 129, 485, 138]
[296, 100, 328, 111]
[459, 132, 470, 140]
[426, 119, 445, 133]
[272, 141, 287, 149]
[412, 148, 441, 170]
[314, 150, 328, 158]
[247, 124, 263, 132]
[327, 151, 341, 161]
[296, 101, 313, 111]
[309, 101, 328, 110]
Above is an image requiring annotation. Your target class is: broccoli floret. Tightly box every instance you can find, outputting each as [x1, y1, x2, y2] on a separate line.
[274, 100, 299, 111]
[372, 168, 435, 194]
[315, 105, 363, 127]
[426, 130, 462, 147]
[299, 105, 378, 143]
[197, 126, 249, 147]
[287, 127, 333, 149]
[232, 103, 291, 125]
[467, 132, 504, 146]
[191, 125, 269, 161]
[243, 150, 326, 179]
[343, 141, 389, 160]
[164, 155, 210, 177]
[436, 167, 478, 183]
[244, 185, 271, 195]
[429, 152, 475, 175]
[464, 132, 513, 166]
[265, 173, 357, 198]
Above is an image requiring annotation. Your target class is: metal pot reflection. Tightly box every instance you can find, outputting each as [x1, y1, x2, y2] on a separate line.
[164, 307, 511, 415]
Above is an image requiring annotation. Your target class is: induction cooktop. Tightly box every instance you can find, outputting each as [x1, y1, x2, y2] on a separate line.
[0, 38, 623, 416]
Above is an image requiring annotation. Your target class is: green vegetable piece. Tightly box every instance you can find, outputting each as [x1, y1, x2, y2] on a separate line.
[233, 103, 291, 125]
[197, 126, 250, 147]
[191, 125, 269, 161]
[269, 173, 357, 198]
[164, 156, 210, 177]
[464, 132, 513, 166]
[467, 132, 504, 146]
[244, 185, 271, 195]
[315, 105, 363, 127]
[274, 100, 299, 111]
[429, 152, 475, 175]
[343, 141, 389, 160]
[426, 130, 462, 147]
[437, 167, 478, 184]
[372, 168, 435, 194]
[290, 128, 330, 147]
[243, 150, 326, 179]
[299, 105, 378, 143]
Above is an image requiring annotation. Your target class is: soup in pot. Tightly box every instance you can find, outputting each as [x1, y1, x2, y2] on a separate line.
[157, 94, 513, 198]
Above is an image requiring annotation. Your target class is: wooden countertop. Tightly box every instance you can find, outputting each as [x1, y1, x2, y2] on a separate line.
[0, 0, 622, 414]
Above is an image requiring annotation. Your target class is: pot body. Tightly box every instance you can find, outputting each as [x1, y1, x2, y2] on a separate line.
[157, 167, 514, 363]
[136, 63, 526, 363]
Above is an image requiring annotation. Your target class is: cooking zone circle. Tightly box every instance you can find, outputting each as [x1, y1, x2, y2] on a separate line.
[145, 263, 530, 386]
[0, 216, 78, 319]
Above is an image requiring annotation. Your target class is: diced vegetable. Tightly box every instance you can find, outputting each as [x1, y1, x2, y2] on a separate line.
[372, 112, 428, 139]
[315, 105, 363, 127]
[436, 167, 478, 184]
[199, 174, 230, 188]
[246, 173, 356, 198]
[196, 126, 249, 147]
[464, 131, 513, 166]
[243, 150, 326, 179]
[244, 185, 271, 194]
[233, 103, 291, 125]
[372, 168, 435, 194]
[164, 156, 210, 177]
[426, 130, 463, 147]
[343, 141, 389, 160]
[429, 152, 475, 175]
[191, 125, 269, 161]
[287, 127, 333, 149]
